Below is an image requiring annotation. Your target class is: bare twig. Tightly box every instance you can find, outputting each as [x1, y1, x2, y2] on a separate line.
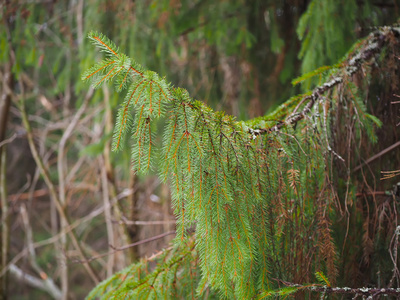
[9, 188, 51, 202]
[147, 246, 173, 260]
[117, 218, 176, 226]
[381, 169, 400, 180]
[0, 150, 9, 300]
[20, 205, 62, 299]
[353, 140, 400, 173]
[100, 156, 115, 277]
[111, 231, 176, 251]
[73, 231, 176, 264]
[0, 133, 17, 149]
[9, 264, 61, 299]
[56, 86, 93, 298]
[355, 191, 387, 197]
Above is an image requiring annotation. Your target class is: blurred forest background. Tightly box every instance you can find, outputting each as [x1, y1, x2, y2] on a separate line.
[1, 0, 399, 299]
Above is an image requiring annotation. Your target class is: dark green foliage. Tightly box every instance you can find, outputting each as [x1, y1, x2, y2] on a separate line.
[298, 0, 357, 72]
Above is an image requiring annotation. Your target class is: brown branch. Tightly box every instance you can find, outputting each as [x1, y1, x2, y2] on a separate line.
[19, 205, 62, 299]
[353, 140, 400, 173]
[116, 218, 176, 226]
[111, 231, 176, 251]
[73, 231, 176, 264]
[99, 156, 115, 277]
[9, 264, 61, 299]
[355, 191, 387, 197]
[9, 188, 51, 201]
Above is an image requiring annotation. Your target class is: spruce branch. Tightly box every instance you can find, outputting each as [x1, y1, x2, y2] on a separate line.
[83, 25, 400, 299]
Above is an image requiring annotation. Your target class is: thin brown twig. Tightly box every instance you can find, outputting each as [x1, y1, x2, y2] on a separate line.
[355, 191, 387, 197]
[116, 218, 176, 226]
[100, 156, 115, 277]
[353, 140, 400, 173]
[381, 169, 400, 180]
[0, 133, 17, 149]
[9, 264, 61, 299]
[73, 231, 176, 264]
[19, 205, 62, 299]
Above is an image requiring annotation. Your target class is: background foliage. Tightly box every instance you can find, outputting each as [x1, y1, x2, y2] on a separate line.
[1, 0, 399, 299]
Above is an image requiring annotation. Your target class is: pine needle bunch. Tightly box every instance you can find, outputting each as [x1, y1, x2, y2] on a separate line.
[83, 26, 400, 298]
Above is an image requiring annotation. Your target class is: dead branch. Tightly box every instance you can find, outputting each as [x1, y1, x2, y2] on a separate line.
[100, 156, 115, 277]
[73, 231, 176, 264]
[9, 264, 61, 299]
[19, 205, 62, 299]
[273, 279, 400, 298]
[353, 140, 400, 172]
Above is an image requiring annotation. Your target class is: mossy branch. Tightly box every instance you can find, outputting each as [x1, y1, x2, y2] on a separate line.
[249, 26, 399, 135]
